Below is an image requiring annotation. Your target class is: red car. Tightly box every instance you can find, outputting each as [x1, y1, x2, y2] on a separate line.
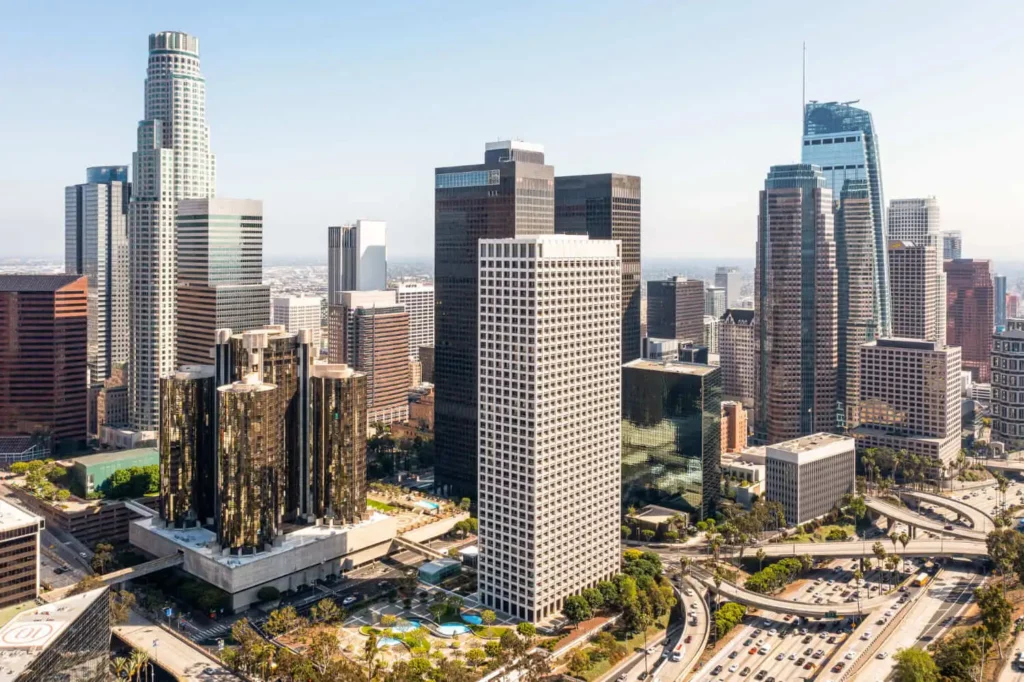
[749, 647, 758, 655]
[684, 635, 692, 644]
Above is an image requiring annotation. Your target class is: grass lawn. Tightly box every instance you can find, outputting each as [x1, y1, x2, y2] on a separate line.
[788, 524, 856, 543]
[367, 499, 397, 512]
[577, 615, 669, 681]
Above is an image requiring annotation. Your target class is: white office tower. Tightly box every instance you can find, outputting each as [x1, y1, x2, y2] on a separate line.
[391, 283, 434, 358]
[477, 235, 621, 622]
[888, 197, 945, 345]
[335, 220, 387, 291]
[272, 296, 324, 349]
[128, 32, 216, 430]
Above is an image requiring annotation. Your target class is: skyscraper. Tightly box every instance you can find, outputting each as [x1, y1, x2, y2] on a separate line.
[719, 308, 756, 408]
[477, 235, 620, 622]
[835, 179, 878, 428]
[129, 32, 216, 430]
[715, 267, 741, 308]
[992, 319, 1024, 448]
[803, 101, 889, 336]
[391, 283, 435, 358]
[946, 259, 995, 381]
[159, 365, 216, 527]
[65, 166, 131, 383]
[434, 140, 554, 497]
[705, 286, 726, 319]
[646, 277, 705, 343]
[176, 198, 270, 364]
[310, 364, 367, 524]
[888, 197, 946, 344]
[554, 173, 642, 363]
[1009, 293, 1021, 320]
[329, 220, 388, 292]
[889, 241, 941, 342]
[995, 274, 1008, 329]
[942, 230, 962, 260]
[272, 296, 323, 350]
[0, 275, 88, 454]
[754, 164, 838, 443]
[622, 360, 722, 521]
[327, 225, 344, 306]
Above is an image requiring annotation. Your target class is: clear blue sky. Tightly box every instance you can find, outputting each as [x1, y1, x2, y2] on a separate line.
[2, 0, 1022, 261]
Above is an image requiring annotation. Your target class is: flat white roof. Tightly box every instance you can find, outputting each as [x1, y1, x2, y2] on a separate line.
[485, 140, 544, 153]
[0, 498, 41, 533]
[767, 433, 855, 465]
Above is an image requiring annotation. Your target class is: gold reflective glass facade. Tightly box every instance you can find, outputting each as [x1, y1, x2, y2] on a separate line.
[159, 367, 216, 526]
[310, 368, 367, 523]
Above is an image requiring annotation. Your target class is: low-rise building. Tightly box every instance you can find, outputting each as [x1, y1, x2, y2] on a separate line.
[68, 447, 159, 498]
[0, 499, 43, 609]
[765, 433, 856, 527]
[721, 401, 748, 454]
[9, 485, 156, 546]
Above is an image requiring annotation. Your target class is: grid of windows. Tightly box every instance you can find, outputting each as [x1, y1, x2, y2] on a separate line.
[435, 169, 500, 189]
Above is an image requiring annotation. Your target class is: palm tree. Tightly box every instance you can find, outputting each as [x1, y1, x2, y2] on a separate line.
[898, 531, 909, 555]
[112, 656, 131, 680]
[679, 556, 692, 576]
[128, 649, 149, 682]
[888, 533, 898, 555]
[852, 569, 864, 613]
[756, 548, 766, 573]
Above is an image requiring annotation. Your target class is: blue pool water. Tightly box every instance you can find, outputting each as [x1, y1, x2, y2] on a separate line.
[462, 615, 483, 625]
[415, 500, 440, 511]
[437, 624, 470, 636]
[378, 637, 402, 647]
[392, 621, 420, 633]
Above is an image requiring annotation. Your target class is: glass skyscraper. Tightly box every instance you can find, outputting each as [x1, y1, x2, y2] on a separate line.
[803, 101, 890, 336]
[622, 359, 722, 521]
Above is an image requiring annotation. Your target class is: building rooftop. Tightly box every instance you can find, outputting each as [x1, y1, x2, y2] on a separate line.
[485, 140, 544, 154]
[0, 498, 41, 533]
[0, 274, 84, 292]
[623, 359, 719, 377]
[0, 587, 107, 681]
[770, 432, 850, 454]
[723, 308, 755, 324]
[69, 447, 158, 468]
[871, 337, 941, 351]
[0, 437, 47, 456]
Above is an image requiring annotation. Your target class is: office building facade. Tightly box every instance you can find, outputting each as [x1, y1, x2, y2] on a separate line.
[715, 266, 741, 308]
[942, 230, 962, 260]
[754, 165, 838, 443]
[272, 296, 323, 350]
[159, 365, 216, 527]
[65, 166, 131, 383]
[854, 338, 962, 468]
[946, 259, 995, 381]
[889, 241, 941, 342]
[329, 220, 387, 292]
[310, 364, 367, 523]
[705, 286, 726, 319]
[803, 101, 890, 336]
[327, 225, 344, 306]
[434, 140, 554, 497]
[477, 235, 620, 622]
[995, 275, 1008, 329]
[765, 433, 856, 526]
[176, 198, 270, 365]
[555, 173, 642, 363]
[391, 283, 435, 357]
[129, 31, 216, 430]
[719, 308, 755, 408]
[0, 275, 88, 453]
[1009, 294, 1021, 320]
[991, 319, 1024, 447]
[888, 197, 946, 345]
[622, 360, 722, 520]
[646, 277, 705, 344]
[721, 401, 747, 454]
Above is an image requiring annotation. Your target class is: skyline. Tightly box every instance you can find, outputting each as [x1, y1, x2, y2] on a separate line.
[3, 1, 1024, 261]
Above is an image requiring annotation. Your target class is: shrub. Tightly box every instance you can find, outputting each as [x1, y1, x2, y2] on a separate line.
[257, 586, 281, 602]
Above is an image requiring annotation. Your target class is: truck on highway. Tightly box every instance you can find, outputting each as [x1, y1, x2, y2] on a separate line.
[913, 573, 930, 587]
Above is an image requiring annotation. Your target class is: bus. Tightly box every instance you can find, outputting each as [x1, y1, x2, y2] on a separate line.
[671, 641, 685, 662]
[913, 573, 930, 587]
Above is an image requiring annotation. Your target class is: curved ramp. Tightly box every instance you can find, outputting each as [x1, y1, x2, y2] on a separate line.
[898, 489, 994, 532]
[669, 538, 988, 560]
[865, 497, 987, 541]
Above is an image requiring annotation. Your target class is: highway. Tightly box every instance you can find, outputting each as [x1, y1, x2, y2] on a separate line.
[665, 538, 988, 561]
[898, 489, 994, 532]
[864, 497, 986, 541]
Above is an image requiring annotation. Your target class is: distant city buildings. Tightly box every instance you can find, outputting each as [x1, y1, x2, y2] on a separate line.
[622, 359, 722, 521]
[721, 401, 748, 454]
[703, 315, 719, 354]
[946, 258, 995, 381]
[434, 140, 555, 498]
[765, 433, 856, 526]
[129, 31, 216, 431]
[705, 286, 726, 319]
[992, 319, 1024, 448]
[273, 296, 323, 349]
[176, 198, 270, 365]
[477, 235, 620, 622]
[803, 100, 890, 336]
[853, 338, 962, 468]
[0, 275, 88, 454]
[1009, 293, 1021, 320]
[391, 282, 434, 357]
[715, 266, 741, 308]
[646, 276, 705, 344]
[555, 173, 642, 363]
[719, 308, 755, 408]
[995, 274, 1008, 328]
[65, 166, 131, 383]
[942, 230, 962, 260]
[754, 164, 838, 443]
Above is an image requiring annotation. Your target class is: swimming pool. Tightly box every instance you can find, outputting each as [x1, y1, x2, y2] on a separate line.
[378, 637, 403, 647]
[391, 620, 420, 633]
[415, 500, 440, 511]
[461, 615, 483, 625]
[436, 623, 470, 636]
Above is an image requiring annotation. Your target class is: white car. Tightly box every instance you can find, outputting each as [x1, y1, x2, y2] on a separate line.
[876, 651, 889, 660]
[769, 628, 778, 636]
[776, 653, 785, 661]
[342, 595, 357, 606]
[846, 650, 857, 660]
[861, 631, 872, 640]
[729, 664, 738, 673]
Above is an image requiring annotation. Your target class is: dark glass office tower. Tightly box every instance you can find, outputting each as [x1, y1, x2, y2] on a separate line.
[555, 173, 641, 363]
[621, 359, 722, 521]
[433, 141, 554, 497]
[646, 277, 705, 344]
[159, 365, 216, 527]
[803, 101, 890, 336]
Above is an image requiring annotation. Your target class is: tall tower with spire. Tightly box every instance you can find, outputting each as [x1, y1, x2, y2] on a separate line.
[129, 31, 216, 430]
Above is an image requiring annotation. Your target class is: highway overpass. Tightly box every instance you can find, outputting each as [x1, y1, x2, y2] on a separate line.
[897, 489, 994, 532]
[865, 497, 987, 541]
[664, 538, 988, 561]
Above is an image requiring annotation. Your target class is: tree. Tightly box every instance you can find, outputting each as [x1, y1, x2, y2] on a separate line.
[306, 628, 341, 676]
[932, 628, 983, 680]
[310, 598, 343, 624]
[363, 632, 383, 682]
[755, 548, 766, 572]
[621, 525, 632, 539]
[70, 575, 104, 595]
[640, 529, 656, 542]
[92, 542, 114, 574]
[109, 589, 135, 625]
[465, 648, 486, 667]
[975, 584, 1012, 659]
[892, 647, 939, 682]
[597, 579, 619, 606]
[581, 587, 605, 611]
[257, 586, 281, 602]
[567, 650, 590, 677]
[380, 614, 397, 628]
[458, 497, 471, 511]
[480, 609, 496, 626]
[265, 606, 302, 636]
[562, 594, 592, 628]
[517, 622, 536, 638]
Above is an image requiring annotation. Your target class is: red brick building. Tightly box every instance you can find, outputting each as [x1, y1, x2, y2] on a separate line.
[945, 259, 994, 381]
[0, 275, 88, 453]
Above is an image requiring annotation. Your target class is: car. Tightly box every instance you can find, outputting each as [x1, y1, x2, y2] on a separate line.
[753, 629, 762, 637]
[711, 665, 723, 675]
[802, 635, 813, 644]
[776, 653, 785, 661]
[691, 601, 699, 609]
[861, 631, 872, 640]
[53, 567, 64, 574]
[759, 645, 770, 655]
[762, 620, 772, 628]
[846, 651, 857, 660]
[637, 672, 648, 681]
[755, 671, 768, 681]
[617, 675, 627, 682]
[876, 618, 887, 625]
[813, 650, 824, 659]
[827, 636, 837, 644]
[204, 669, 215, 675]
[744, 638, 753, 647]
[804, 648, 814, 656]
[783, 614, 792, 621]
[729, 651, 739, 659]
[740, 667, 751, 677]
[684, 635, 692, 644]
[876, 651, 889, 660]
[799, 628, 808, 635]
[832, 662, 846, 672]
[729, 664, 738, 673]
[646, 647, 656, 655]
[789, 653, 796, 660]
[803, 662, 815, 670]
[795, 657, 805, 666]
[749, 647, 758, 655]
[79, 552, 87, 558]
[684, 588, 694, 596]
[342, 595, 358, 606]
